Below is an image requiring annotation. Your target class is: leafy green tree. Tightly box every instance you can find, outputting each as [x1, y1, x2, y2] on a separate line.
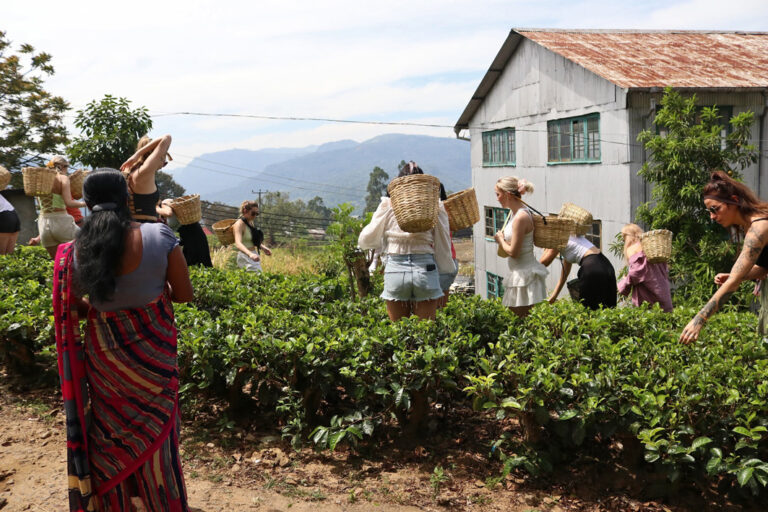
[636, 87, 758, 300]
[67, 95, 152, 168]
[307, 195, 331, 220]
[364, 166, 389, 213]
[0, 31, 69, 173]
[258, 191, 330, 245]
[156, 170, 186, 198]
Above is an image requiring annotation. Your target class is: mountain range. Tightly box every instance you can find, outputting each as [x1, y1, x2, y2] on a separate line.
[169, 134, 471, 210]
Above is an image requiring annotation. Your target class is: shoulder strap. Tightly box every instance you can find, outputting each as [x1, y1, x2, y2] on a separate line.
[750, 217, 768, 224]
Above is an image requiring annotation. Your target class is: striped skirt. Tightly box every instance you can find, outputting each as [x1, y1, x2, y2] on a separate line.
[84, 294, 188, 511]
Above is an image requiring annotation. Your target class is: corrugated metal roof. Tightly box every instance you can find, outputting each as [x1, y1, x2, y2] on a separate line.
[454, 29, 768, 134]
[519, 29, 768, 89]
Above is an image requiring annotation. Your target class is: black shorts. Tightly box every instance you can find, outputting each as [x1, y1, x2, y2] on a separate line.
[0, 210, 20, 233]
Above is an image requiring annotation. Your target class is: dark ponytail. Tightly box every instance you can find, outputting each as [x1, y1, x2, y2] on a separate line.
[702, 170, 768, 218]
[74, 168, 132, 303]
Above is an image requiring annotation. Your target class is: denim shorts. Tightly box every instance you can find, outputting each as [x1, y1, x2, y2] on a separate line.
[382, 254, 443, 302]
[438, 258, 459, 292]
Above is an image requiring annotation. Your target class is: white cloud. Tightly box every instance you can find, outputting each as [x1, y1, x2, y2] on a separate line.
[4, 0, 766, 161]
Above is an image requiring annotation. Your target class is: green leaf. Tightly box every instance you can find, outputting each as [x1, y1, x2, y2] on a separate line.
[329, 431, 346, 451]
[737, 467, 754, 487]
[691, 437, 712, 450]
[645, 451, 661, 463]
[706, 455, 722, 475]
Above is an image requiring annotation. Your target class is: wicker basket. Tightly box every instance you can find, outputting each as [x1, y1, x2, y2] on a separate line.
[641, 229, 673, 264]
[22, 167, 58, 196]
[387, 174, 440, 233]
[444, 188, 480, 232]
[558, 202, 593, 236]
[171, 194, 202, 225]
[212, 218, 237, 246]
[532, 216, 575, 250]
[69, 169, 89, 200]
[0, 166, 10, 190]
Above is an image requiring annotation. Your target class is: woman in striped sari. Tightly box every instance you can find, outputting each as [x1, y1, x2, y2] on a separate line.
[53, 169, 194, 511]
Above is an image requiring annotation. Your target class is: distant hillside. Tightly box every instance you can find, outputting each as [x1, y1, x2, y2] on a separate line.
[169, 134, 470, 210]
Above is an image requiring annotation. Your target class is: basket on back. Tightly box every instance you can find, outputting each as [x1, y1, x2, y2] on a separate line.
[558, 202, 592, 236]
[641, 229, 673, 264]
[170, 194, 202, 225]
[0, 166, 10, 190]
[444, 187, 480, 232]
[69, 169, 90, 200]
[22, 167, 58, 196]
[387, 174, 440, 233]
[532, 216, 575, 250]
[212, 218, 237, 246]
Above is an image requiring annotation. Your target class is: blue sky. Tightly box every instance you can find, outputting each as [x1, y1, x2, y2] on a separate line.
[4, 0, 768, 172]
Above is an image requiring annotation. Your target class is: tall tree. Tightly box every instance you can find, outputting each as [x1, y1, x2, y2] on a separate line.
[0, 31, 69, 172]
[156, 170, 186, 198]
[636, 87, 758, 299]
[67, 95, 153, 168]
[364, 166, 389, 213]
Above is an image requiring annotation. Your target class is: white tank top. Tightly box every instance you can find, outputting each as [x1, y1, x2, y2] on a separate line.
[561, 235, 595, 264]
[0, 194, 14, 213]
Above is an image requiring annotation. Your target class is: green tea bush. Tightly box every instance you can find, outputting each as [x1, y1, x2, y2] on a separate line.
[1, 252, 765, 494]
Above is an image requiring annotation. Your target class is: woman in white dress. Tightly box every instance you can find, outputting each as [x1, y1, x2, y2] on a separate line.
[493, 176, 548, 318]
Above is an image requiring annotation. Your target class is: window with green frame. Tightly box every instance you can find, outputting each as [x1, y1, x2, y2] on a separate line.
[547, 114, 600, 163]
[482, 128, 516, 166]
[485, 206, 510, 239]
[486, 271, 504, 299]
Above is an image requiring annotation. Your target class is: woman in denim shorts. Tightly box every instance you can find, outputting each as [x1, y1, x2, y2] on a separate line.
[358, 162, 453, 321]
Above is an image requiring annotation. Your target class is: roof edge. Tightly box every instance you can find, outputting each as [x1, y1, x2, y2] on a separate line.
[514, 27, 768, 35]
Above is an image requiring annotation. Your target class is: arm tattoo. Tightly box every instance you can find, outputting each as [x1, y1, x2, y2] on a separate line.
[697, 292, 735, 321]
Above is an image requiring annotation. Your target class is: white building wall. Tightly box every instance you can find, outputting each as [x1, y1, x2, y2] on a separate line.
[470, 39, 633, 299]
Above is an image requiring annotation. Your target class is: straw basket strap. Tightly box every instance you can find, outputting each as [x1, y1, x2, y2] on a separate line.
[0, 166, 10, 190]
[68, 169, 89, 200]
[212, 218, 237, 246]
[520, 200, 574, 250]
[444, 187, 480, 232]
[387, 174, 441, 233]
[558, 202, 593, 236]
[22, 167, 58, 196]
[641, 229, 673, 264]
[171, 194, 202, 225]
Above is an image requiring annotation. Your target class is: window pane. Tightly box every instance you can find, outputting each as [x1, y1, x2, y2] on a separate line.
[485, 207, 494, 237]
[498, 132, 507, 163]
[572, 120, 584, 160]
[587, 117, 599, 159]
[507, 130, 515, 163]
[548, 123, 559, 161]
[483, 134, 490, 164]
[559, 121, 572, 161]
[491, 134, 498, 164]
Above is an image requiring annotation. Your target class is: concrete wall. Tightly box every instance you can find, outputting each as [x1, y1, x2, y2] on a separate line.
[469, 38, 631, 299]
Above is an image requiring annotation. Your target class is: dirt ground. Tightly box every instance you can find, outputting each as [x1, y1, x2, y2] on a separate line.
[2, 375, 763, 512]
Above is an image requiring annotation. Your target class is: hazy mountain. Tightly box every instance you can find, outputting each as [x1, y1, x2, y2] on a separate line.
[169, 134, 470, 210]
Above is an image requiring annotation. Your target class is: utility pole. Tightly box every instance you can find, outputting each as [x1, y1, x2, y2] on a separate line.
[251, 189, 267, 228]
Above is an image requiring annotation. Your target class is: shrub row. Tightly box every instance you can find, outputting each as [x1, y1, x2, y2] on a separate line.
[0, 248, 766, 494]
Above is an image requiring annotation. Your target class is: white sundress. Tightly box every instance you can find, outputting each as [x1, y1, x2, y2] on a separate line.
[501, 208, 548, 307]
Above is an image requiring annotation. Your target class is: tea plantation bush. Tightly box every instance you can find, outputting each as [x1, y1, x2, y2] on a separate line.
[1, 247, 766, 493]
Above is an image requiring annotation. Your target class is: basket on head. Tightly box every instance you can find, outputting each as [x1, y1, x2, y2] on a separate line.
[444, 187, 480, 232]
[170, 194, 202, 225]
[0, 166, 10, 190]
[387, 174, 440, 233]
[558, 202, 593, 236]
[69, 169, 89, 200]
[212, 218, 237, 246]
[532, 215, 575, 250]
[641, 229, 672, 264]
[22, 167, 58, 196]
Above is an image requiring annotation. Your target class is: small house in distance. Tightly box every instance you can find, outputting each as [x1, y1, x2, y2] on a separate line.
[454, 29, 768, 300]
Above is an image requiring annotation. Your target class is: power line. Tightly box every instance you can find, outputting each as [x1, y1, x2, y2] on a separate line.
[150, 111, 454, 129]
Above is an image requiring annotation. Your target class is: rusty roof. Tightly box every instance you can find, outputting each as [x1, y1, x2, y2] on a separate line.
[455, 29, 768, 134]
[519, 29, 768, 89]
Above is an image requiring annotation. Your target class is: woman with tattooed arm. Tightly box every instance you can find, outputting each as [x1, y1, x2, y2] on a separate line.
[680, 171, 768, 343]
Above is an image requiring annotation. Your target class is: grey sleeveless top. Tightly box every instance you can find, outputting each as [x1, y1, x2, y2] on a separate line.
[83, 223, 179, 312]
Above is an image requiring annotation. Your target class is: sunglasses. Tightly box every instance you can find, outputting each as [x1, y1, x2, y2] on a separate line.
[705, 204, 723, 215]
